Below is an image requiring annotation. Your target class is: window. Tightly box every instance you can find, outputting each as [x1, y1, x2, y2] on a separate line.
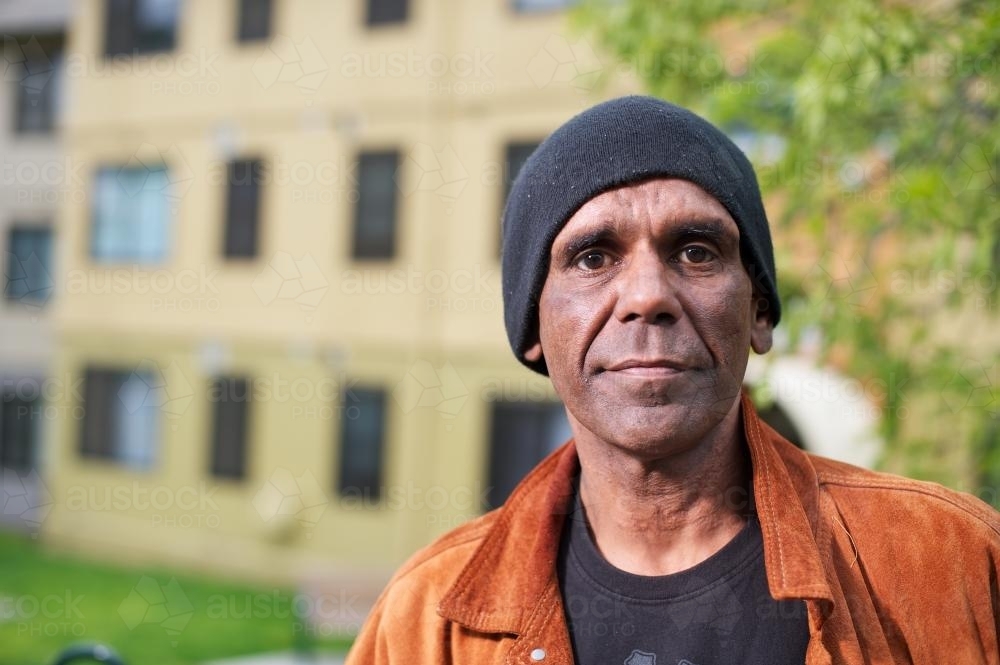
[80, 367, 160, 470]
[486, 401, 569, 509]
[352, 151, 399, 260]
[498, 141, 540, 255]
[5, 226, 53, 306]
[366, 0, 408, 26]
[223, 159, 263, 258]
[91, 166, 172, 263]
[237, 0, 271, 42]
[0, 391, 38, 473]
[105, 0, 181, 57]
[501, 141, 539, 210]
[209, 376, 251, 479]
[512, 0, 578, 12]
[337, 387, 386, 501]
[12, 36, 63, 135]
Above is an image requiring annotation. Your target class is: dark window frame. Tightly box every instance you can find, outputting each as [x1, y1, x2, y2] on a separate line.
[223, 158, 264, 259]
[10, 35, 64, 135]
[80, 368, 127, 461]
[351, 150, 400, 261]
[485, 400, 569, 510]
[4, 224, 54, 307]
[90, 164, 172, 264]
[510, 0, 578, 13]
[365, 0, 409, 27]
[0, 389, 39, 473]
[208, 375, 251, 480]
[337, 386, 387, 503]
[104, 0, 181, 58]
[79, 366, 160, 469]
[236, 0, 272, 42]
[498, 140, 541, 257]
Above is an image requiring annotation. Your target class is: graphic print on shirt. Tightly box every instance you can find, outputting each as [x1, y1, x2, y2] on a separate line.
[665, 577, 744, 645]
[623, 649, 656, 665]
[622, 656, 707, 665]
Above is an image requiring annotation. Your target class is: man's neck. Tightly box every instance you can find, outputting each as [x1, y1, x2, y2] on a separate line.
[574, 404, 752, 577]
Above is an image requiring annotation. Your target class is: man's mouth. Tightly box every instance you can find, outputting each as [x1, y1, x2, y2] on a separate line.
[603, 358, 690, 377]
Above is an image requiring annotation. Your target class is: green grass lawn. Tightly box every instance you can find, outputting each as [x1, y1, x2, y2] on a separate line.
[0, 531, 353, 665]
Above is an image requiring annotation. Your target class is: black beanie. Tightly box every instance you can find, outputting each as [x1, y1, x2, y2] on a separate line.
[501, 95, 780, 375]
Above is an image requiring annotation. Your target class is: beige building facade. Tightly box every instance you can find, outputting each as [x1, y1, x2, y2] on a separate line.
[0, 0, 73, 531]
[21, 1, 881, 618]
[42, 0, 614, 596]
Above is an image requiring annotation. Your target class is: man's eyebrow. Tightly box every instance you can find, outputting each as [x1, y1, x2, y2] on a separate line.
[556, 225, 620, 261]
[554, 217, 738, 263]
[668, 219, 737, 245]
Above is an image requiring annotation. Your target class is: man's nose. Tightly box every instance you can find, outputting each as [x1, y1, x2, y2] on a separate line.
[612, 249, 683, 324]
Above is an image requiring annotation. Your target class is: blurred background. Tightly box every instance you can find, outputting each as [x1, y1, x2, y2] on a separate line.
[0, 0, 996, 663]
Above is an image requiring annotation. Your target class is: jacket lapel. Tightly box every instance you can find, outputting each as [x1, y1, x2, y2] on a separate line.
[439, 391, 838, 663]
[438, 439, 578, 638]
[740, 391, 837, 663]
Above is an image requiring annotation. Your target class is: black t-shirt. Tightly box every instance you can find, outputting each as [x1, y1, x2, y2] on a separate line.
[557, 489, 810, 665]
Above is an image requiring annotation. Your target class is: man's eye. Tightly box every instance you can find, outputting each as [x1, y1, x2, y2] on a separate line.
[576, 250, 610, 271]
[679, 246, 714, 264]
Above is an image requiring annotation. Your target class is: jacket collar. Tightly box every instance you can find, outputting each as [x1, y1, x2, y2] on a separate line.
[438, 390, 834, 634]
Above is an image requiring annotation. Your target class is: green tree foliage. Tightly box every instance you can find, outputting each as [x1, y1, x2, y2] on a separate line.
[575, 0, 999, 498]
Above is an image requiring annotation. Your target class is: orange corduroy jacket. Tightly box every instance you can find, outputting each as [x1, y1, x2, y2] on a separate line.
[346, 393, 1000, 664]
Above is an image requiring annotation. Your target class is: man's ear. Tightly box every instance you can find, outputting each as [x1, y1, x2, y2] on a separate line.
[524, 340, 544, 363]
[750, 294, 774, 355]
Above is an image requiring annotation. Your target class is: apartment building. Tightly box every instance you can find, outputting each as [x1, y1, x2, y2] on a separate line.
[38, 0, 879, 605]
[40, 0, 619, 588]
[0, 0, 73, 530]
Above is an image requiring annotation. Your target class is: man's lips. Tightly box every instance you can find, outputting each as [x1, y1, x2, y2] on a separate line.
[603, 358, 690, 376]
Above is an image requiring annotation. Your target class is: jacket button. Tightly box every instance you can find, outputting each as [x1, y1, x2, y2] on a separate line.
[530, 648, 546, 661]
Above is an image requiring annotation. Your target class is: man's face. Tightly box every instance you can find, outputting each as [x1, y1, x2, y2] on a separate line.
[524, 178, 773, 458]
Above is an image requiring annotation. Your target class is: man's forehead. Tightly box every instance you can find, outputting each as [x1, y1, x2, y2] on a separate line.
[554, 178, 740, 244]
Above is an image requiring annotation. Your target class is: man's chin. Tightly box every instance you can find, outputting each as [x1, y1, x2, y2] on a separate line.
[582, 403, 712, 454]
[578, 387, 746, 451]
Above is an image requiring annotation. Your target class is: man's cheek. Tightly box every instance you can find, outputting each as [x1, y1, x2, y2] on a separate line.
[540, 297, 590, 348]
[693, 287, 753, 333]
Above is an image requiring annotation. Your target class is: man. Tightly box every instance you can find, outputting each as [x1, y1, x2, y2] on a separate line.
[346, 96, 1000, 664]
